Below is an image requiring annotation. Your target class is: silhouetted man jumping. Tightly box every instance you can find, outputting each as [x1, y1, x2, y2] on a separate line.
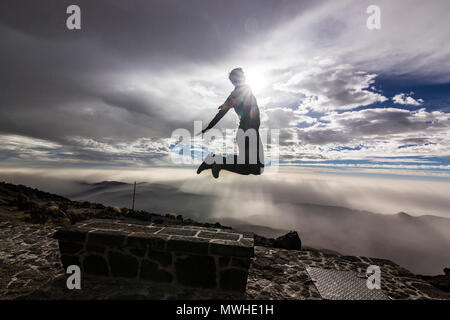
[197, 68, 264, 178]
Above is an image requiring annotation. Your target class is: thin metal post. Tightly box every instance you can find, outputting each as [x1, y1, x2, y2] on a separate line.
[132, 181, 136, 211]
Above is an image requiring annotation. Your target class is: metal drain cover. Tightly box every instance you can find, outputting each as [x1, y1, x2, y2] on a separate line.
[306, 267, 388, 300]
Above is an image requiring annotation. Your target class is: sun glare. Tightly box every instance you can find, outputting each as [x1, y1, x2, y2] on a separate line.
[245, 68, 268, 93]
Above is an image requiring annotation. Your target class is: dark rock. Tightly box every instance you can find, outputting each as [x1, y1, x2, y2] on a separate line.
[219, 257, 230, 267]
[59, 241, 83, 255]
[254, 231, 302, 250]
[54, 229, 86, 243]
[140, 260, 173, 283]
[167, 237, 209, 255]
[88, 231, 126, 247]
[417, 268, 450, 293]
[175, 255, 216, 288]
[153, 218, 164, 224]
[274, 231, 301, 250]
[94, 203, 105, 209]
[231, 257, 251, 269]
[220, 269, 248, 292]
[410, 281, 447, 298]
[341, 255, 362, 262]
[256, 256, 275, 268]
[130, 248, 146, 257]
[16, 194, 36, 211]
[254, 234, 275, 247]
[126, 234, 168, 251]
[239, 238, 253, 247]
[81, 201, 91, 208]
[87, 221, 123, 230]
[59, 203, 69, 211]
[61, 255, 80, 269]
[83, 255, 109, 276]
[147, 251, 172, 267]
[210, 242, 253, 257]
[159, 228, 197, 236]
[30, 207, 49, 223]
[109, 252, 138, 278]
[86, 245, 105, 254]
[395, 267, 414, 277]
[198, 231, 240, 241]
[370, 257, 398, 267]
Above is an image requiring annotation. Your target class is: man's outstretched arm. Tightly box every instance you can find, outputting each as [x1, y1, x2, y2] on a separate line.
[202, 104, 231, 133]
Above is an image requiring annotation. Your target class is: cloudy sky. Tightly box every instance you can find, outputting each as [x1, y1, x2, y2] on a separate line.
[1, 0, 450, 179]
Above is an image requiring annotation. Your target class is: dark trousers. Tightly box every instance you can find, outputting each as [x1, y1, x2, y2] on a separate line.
[217, 128, 264, 175]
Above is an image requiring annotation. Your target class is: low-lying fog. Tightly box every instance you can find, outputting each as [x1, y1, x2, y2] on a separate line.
[1, 166, 449, 274]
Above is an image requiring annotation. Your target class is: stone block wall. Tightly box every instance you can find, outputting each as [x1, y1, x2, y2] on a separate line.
[54, 219, 254, 292]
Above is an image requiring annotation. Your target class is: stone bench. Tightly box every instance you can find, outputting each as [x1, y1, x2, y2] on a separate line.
[54, 219, 254, 292]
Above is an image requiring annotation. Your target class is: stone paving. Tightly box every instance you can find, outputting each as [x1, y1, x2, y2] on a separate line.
[0, 221, 63, 299]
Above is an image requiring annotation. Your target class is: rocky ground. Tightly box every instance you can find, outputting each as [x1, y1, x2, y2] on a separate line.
[0, 181, 449, 300]
[1, 220, 448, 300]
[247, 247, 449, 300]
[0, 221, 60, 299]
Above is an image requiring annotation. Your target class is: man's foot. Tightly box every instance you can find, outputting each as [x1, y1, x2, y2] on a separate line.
[197, 154, 215, 174]
[211, 163, 220, 179]
[250, 164, 264, 175]
[196, 161, 211, 174]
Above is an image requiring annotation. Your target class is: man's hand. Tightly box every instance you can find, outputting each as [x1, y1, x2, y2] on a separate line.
[199, 104, 230, 135]
[195, 128, 208, 136]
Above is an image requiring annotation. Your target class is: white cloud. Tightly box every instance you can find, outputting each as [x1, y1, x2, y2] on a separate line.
[273, 63, 387, 112]
[256, 1, 450, 82]
[0, 135, 60, 151]
[285, 107, 450, 162]
[392, 93, 424, 106]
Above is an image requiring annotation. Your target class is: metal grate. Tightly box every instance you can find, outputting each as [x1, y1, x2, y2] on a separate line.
[306, 267, 388, 300]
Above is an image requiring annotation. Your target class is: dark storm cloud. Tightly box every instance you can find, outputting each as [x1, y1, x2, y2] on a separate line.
[1, 0, 317, 62]
[0, 0, 321, 152]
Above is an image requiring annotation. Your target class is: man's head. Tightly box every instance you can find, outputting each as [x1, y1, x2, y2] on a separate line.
[229, 68, 246, 86]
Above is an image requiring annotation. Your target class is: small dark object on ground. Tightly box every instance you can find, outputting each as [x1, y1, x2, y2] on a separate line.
[254, 231, 301, 250]
[274, 231, 302, 250]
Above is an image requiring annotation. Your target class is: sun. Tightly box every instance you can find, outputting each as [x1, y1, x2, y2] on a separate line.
[244, 67, 268, 93]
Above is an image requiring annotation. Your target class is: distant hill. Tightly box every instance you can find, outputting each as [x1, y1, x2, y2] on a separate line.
[70, 181, 130, 199]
